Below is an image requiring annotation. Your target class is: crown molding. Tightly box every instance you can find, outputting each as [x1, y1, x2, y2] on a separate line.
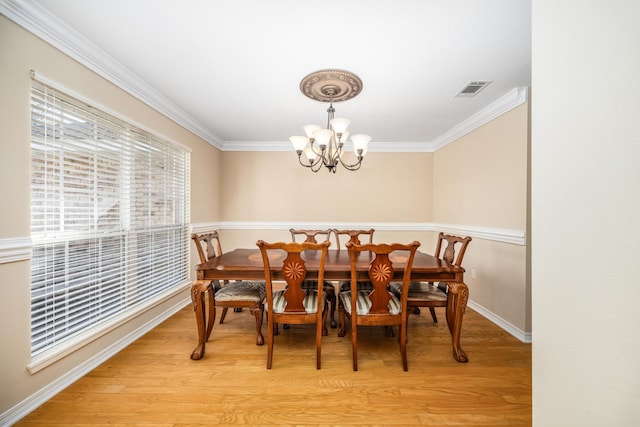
[431, 87, 528, 151]
[365, 141, 436, 152]
[1, 0, 527, 154]
[223, 88, 528, 153]
[0, 0, 224, 149]
[222, 141, 292, 152]
[222, 140, 436, 153]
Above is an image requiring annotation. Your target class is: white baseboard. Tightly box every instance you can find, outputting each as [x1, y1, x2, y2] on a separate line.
[468, 300, 531, 343]
[0, 297, 191, 426]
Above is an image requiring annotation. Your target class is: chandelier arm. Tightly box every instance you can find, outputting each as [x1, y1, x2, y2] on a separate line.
[296, 153, 322, 170]
[311, 157, 324, 172]
[328, 144, 342, 165]
[296, 155, 314, 169]
[337, 155, 364, 171]
[340, 161, 362, 171]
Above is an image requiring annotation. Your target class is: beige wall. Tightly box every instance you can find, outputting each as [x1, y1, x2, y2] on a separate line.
[218, 150, 435, 249]
[220, 151, 433, 223]
[0, 17, 221, 414]
[433, 104, 530, 333]
[433, 105, 528, 230]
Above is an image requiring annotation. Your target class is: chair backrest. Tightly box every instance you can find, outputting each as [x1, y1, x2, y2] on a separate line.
[191, 231, 223, 263]
[347, 241, 420, 315]
[434, 232, 472, 266]
[289, 228, 338, 247]
[334, 228, 375, 248]
[257, 240, 331, 313]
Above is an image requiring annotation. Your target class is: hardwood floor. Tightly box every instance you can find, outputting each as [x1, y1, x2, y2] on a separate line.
[17, 303, 531, 426]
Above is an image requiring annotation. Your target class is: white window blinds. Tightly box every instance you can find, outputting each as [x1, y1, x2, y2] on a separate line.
[30, 79, 190, 358]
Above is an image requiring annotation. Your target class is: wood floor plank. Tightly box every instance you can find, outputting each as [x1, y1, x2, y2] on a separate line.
[16, 306, 531, 426]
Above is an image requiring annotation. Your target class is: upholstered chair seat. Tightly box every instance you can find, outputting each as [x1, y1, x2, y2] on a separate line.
[215, 280, 267, 303]
[272, 289, 327, 314]
[339, 289, 402, 316]
[190, 232, 266, 359]
[389, 281, 448, 304]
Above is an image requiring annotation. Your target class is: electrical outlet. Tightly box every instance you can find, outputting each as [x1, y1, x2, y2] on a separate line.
[471, 269, 477, 279]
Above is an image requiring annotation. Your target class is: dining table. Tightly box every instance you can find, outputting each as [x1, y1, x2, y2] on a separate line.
[192, 248, 470, 362]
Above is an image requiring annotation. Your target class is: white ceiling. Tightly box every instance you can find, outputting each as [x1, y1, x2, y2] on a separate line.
[12, 0, 531, 150]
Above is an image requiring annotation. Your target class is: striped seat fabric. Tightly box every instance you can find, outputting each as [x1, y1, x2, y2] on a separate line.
[272, 289, 326, 314]
[339, 290, 402, 315]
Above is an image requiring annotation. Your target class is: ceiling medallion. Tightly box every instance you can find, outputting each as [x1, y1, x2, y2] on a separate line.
[290, 69, 371, 173]
[299, 69, 363, 103]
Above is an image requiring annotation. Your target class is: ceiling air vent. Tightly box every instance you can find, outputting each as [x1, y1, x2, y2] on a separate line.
[456, 81, 492, 97]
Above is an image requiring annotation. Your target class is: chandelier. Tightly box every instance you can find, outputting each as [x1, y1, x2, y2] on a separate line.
[289, 70, 371, 173]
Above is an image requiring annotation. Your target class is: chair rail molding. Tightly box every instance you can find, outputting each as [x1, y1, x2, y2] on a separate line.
[191, 221, 525, 246]
[433, 223, 526, 246]
[0, 237, 32, 264]
[191, 222, 224, 234]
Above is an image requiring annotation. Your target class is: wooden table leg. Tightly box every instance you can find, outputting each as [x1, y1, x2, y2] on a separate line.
[190, 280, 211, 360]
[250, 306, 265, 345]
[445, 282, 469, 363]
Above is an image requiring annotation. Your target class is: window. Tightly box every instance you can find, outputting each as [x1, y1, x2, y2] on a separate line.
[30, 79, 190, 362]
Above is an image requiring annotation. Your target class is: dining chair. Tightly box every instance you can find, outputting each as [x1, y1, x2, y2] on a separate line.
[333, 228, 376, 336]
[289, 228, 338, 328]
[390, 232, 472, 323]
[338, 240, 420, 371]
[333, 228, 375, 248]
[257, 240, 331, 369]
[191, 232, 266, 347]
